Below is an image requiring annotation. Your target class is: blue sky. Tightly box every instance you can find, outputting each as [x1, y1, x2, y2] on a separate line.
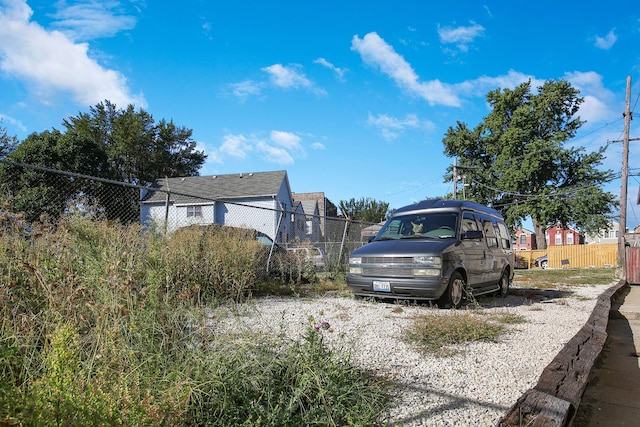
[1, 0, 639, 228]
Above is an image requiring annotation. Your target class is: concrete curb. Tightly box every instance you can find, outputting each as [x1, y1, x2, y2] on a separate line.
[497, 279, 628, 427]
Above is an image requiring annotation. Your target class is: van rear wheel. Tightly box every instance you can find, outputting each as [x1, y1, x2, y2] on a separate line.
[498, 271, 509, 297]
[438, 272, 465, 309]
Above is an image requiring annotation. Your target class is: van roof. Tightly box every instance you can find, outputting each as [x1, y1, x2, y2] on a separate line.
[391, 199, 504, 218]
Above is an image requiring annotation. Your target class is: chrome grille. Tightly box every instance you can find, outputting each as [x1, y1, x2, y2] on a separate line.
[362, 267, 414, 277]
[361, 256, 413, 264]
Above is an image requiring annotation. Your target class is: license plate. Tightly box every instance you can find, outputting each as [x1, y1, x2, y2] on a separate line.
[373, 280, 391, 292]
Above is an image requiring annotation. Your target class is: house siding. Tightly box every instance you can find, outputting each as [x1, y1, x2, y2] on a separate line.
[140, 171, 294, 242]
[514, 228, 536, 250]
[545, 225, 582, 246]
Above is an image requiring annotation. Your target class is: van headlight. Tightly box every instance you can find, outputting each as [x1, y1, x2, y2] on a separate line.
[349, 257, 363, 274]
[412, 268, 441, 276]
[413, 256, 441, 266]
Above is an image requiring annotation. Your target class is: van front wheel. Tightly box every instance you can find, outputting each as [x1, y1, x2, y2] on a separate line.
[438, 272, 465, 309]
[498, 271, 509, 297]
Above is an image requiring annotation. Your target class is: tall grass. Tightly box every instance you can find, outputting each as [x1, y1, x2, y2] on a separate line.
[0, 214, 391, 426]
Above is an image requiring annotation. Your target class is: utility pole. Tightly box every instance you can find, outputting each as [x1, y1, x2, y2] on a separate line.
[453, 158, 458, 199]
[618, 75, 632, 274]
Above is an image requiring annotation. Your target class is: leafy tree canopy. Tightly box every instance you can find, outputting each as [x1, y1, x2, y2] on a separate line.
[0, 101, 207, 222]
[62, 100, 206, 185]
[442, 79, 617, 249]
[339, 197, 390, 223]
[0, 123, 17, 159]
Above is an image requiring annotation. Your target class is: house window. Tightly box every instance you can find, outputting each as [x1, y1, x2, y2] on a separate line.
[187, 205, 202, 218]
[519, 235, 527, 245]
[555, 232, 562, 245]
[567, 232, 574, 245]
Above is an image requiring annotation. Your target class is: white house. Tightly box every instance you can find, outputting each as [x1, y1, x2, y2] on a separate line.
[584, 222, 623, 244]
[296, 198, 320, 242]
[140, 170, 294, 242]
[291, 201, 307, 242]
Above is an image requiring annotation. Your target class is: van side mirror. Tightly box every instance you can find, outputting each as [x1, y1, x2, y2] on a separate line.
[462, 230, 483, 240]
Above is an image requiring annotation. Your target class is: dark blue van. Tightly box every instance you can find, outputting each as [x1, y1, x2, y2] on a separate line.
[347, 199, 514, 308]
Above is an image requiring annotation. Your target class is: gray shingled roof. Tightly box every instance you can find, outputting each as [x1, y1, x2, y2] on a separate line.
[298, 199, 318, 216]
[141, 170, 289, 204]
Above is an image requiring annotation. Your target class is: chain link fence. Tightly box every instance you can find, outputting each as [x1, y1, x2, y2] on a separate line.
[0, 160, 375, 271]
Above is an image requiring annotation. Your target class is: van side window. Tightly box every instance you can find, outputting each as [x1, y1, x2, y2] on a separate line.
[461, 213, 479, 233]
[482, 218, 498, 247]
[497, 222, 511, 249]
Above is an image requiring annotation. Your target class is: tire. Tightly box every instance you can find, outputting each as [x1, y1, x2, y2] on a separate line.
[498, 271, 509, 297]
[438, 272, 465, 309]
[541, 260, 548, 269]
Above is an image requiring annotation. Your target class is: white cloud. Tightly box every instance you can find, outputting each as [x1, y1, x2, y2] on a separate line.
[437, 22, 485, 52]
[229, 80, 263, 101]
[454, 70, 540, 97]
[563, 71, 617, 123]
[262, 64, 309, 89]
[0, 0, 145, 108]
[216, 131, 309, 165]
[310, 142, 325, 150]
[594, 29, 617, 50]
[0, 112, 26, 132]
[49, 1, 137, 41]
[256, 140, 295, 164]
[351, 32, 460, 107]
[313, 57, 347, 80]
[261, 63, 326, 96]
[367, 112, 434, 140]
[220, 133, 252, 159]
[270, 130, 302, 150]
[453, 69, 615, 125]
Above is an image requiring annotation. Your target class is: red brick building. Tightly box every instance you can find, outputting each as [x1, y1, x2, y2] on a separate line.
[513, 228, 537, 250]
[545, 224, 582, 246]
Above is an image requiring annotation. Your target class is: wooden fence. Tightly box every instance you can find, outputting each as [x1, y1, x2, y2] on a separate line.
[514, 244, 618, 269]
[627, 246, 640, 284]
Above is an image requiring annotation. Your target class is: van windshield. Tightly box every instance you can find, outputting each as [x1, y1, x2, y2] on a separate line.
[375, 213, 458, 240]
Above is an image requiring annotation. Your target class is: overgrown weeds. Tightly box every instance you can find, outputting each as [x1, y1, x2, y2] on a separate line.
[514, 268, 618, 288]
[404, 311, 519, 354]
[0, 213, 391, 426]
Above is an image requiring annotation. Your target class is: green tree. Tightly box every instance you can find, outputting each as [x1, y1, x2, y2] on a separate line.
[339, 197, 390, 223]
[0, 101, 207, 223]
[0, 123, 17, 159]
[0, 130, 107, 221]
[62, 101, 206, 185]
[442, 79, 617, 249]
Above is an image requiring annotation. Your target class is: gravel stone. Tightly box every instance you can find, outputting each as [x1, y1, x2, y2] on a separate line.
[208, 282, 614, 426]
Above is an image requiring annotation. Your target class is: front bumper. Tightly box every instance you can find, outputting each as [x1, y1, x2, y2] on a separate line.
[346, 274, 449, 300]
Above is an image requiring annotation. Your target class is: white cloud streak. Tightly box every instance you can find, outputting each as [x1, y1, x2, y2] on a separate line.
[0, 0, 145, 108]
[594, 29, 617, 50]
[229, 80, 264, 101]
[225, 63, 326, 100]
[313, 57, 347, 80]
[437, 22, 485, 52]
[218, 130, 308, 165]
[49, 1, 137, 41]
[351, 32, 460, 107]
[367, 112, 434, 140]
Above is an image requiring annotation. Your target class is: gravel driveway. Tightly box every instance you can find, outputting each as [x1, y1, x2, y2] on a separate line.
[208, 282, 615, 426]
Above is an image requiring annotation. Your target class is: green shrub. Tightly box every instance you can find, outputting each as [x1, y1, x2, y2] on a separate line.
[0, 213, 392, 426]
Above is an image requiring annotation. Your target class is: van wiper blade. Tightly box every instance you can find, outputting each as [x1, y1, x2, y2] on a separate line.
[399, 235, 428, 239]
